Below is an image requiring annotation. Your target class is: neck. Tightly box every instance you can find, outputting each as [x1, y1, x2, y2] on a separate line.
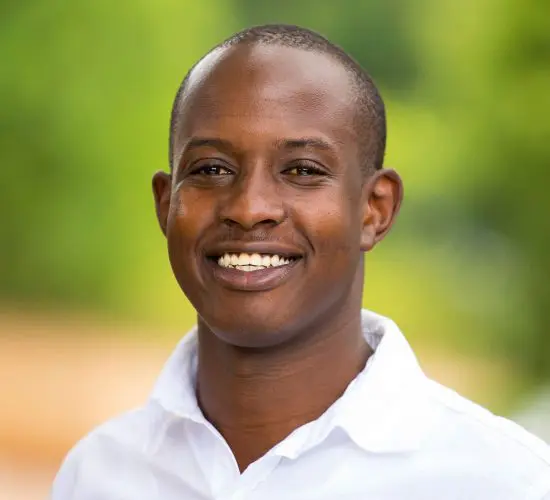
[196, 307, 371, 472]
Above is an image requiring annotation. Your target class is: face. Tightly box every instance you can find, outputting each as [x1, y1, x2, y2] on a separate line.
[153, 44, 402, 348]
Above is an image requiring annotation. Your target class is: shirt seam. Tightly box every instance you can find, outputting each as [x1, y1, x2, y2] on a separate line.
[425, 379, 550, 469]
[524, 475, 550, 499]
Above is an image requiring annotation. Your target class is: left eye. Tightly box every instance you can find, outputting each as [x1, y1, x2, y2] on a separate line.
[285, 165, 325, 176]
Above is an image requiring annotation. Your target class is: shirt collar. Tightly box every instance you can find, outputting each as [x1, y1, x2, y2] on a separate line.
[150, 309, 431, 454]
[331, 309, 432, 453]
[150, 327, 202, 421]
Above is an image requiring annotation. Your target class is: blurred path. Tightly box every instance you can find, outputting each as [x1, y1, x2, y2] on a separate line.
[0, 311, 174, 500]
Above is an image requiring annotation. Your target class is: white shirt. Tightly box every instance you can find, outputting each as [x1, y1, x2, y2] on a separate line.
[51, 310, 550, 499]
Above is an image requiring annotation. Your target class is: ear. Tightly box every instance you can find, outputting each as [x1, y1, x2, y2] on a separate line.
[360, 168, 403, 252]
[152, 171, 172, 236]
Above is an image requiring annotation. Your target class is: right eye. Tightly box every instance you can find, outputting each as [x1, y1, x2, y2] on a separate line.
[190, 163, 233, 176]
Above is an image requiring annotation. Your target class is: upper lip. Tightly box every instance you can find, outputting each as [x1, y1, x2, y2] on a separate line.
[204, 241, 304, 258]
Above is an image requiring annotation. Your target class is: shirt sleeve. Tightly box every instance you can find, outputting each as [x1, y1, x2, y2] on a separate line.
[50, 442, 84, 500]
[533, 476, 550, 500]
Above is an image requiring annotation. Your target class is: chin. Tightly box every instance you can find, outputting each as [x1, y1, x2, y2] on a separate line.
[198, 297, 304, 349]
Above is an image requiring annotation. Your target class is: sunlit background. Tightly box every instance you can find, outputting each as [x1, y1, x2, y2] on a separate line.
[2, 1, 550, 498]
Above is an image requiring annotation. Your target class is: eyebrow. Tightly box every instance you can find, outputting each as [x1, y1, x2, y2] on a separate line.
[183, 137, 234, 152]
[275, 137, 334, 152]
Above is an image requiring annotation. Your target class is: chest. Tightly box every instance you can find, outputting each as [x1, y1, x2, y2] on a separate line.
[69, 439, 516, 500]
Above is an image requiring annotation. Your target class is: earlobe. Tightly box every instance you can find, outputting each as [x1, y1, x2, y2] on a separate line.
[360, 168, 403, 252]
[152, 171, 172, 236]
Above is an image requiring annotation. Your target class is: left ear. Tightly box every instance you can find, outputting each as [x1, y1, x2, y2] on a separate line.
[360, 168, 403, 252]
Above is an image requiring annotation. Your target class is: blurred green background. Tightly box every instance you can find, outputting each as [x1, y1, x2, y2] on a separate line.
[2, 0, 550, 424]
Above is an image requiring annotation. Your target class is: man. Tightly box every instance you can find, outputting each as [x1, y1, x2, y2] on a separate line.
[51, 24, 550, 499]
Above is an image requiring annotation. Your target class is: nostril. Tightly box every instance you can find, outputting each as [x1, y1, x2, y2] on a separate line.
[221, 218, 282, 230]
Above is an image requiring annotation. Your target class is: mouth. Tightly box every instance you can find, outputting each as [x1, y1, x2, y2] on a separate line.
[205, 251, 303, 291]
[209, 252, 299, 271]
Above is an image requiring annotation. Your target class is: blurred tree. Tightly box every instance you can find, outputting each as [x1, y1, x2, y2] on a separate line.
[233, 0, 419, 94]
[409, 0, 550, 380]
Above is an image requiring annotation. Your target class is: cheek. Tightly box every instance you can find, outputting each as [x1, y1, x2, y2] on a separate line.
[295, 191, 362, 259]
[166, 189, 212, 269]
[296, 189, 361, 243]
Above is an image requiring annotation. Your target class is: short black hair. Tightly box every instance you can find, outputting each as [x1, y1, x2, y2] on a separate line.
[169, 24, 386, 175]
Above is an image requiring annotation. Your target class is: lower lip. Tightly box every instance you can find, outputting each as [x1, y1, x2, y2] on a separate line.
[206, 258, 302, 291]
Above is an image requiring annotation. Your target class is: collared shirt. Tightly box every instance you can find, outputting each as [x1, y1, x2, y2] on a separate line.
[51, 310, 550, 499]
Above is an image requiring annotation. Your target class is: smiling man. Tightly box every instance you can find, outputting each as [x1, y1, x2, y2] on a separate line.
[52, 24, 550, 499]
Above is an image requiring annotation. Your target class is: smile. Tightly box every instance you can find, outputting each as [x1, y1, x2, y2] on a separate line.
[216, 252, 296, 271]
[206, 251, 302, 291]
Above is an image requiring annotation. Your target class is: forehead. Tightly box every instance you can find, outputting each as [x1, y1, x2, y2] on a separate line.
[173, 44, 359, 157]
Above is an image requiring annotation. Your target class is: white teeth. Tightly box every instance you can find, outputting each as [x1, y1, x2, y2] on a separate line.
[216, 252, 295, 270]
[237, 253, 249, 265]
[236, 264, 267, 271]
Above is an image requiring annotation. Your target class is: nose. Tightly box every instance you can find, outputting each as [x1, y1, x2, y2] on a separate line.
[218, 168, 286, 230]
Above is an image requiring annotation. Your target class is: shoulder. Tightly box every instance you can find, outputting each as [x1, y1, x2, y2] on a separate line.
[50, 403, 165, 499]
[422, 378, 550, 496]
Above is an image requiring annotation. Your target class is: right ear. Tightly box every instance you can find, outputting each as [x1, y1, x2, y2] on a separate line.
[152, 171, 172, 236]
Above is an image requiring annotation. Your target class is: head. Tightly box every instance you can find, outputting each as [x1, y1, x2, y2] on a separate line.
[153, 24, 403, 348]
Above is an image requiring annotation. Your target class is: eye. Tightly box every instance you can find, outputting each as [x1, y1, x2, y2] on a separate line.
[284, 163, 327, 177]
[190, 163, 233, 176]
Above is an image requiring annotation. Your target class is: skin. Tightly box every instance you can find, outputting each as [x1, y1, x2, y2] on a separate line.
[152, 43, 403, 472]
